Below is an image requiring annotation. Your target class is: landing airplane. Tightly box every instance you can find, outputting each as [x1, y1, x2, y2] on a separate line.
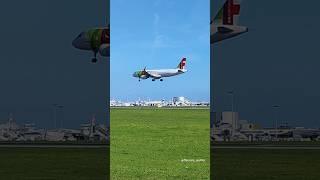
[133, 58, 187, 82]
[211, 0, 248, 44]
[72, 26, 110, 63]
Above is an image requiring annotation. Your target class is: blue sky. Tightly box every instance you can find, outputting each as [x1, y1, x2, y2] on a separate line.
[111, 0, 210, 102]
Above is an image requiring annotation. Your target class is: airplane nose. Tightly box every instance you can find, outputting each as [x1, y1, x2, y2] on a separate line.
[133, 72, 137, 77]
[72, 35, 91, 50]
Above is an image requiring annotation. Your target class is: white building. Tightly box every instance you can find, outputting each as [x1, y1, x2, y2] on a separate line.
[172, 97, 191, 106]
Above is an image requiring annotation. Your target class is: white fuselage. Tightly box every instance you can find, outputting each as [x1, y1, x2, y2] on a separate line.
[147, 69, 186, 78]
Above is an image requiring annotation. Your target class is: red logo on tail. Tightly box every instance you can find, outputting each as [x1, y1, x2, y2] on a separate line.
[223, 0, 240, 25]
[179, 58, 186, 69]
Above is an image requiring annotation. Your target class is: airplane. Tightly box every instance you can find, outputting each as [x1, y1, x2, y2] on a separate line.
[72, 26, 110, 63]
[133, 58, 187, 82]
[211, 0, 248, 44]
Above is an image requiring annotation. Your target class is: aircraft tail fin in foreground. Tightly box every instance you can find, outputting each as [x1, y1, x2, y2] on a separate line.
[177, 58, 187, 70]
[214, 0, 242, 26]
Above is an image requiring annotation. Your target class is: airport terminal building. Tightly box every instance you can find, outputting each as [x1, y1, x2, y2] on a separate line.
[211, 111, 320, 142]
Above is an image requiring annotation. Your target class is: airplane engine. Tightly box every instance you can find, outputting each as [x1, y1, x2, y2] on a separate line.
[99, 44, 110, 57]
[140, 75, 149, 79]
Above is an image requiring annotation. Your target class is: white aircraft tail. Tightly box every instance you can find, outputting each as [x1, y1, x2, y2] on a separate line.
[213, 0, 242, 26]
[177, 58, 186, 70]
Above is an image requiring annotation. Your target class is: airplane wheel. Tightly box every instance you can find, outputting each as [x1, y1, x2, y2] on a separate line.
[152, 79, 155, 81]
[160, 79, 163, 81]
[92, 58, 98, 63]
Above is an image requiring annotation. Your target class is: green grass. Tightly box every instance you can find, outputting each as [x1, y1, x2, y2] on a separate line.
[111, 108, 210, 179]
[211, 148, 320, 180]
[0, 147, 109, 180]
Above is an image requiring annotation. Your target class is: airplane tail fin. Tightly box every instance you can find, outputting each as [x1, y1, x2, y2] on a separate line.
[213, 0, 242, 26]
[177, 58, 186, 70]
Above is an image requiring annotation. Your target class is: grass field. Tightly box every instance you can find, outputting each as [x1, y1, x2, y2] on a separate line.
[111, 108, 210, 179]
[0, 147, 109, 180]
[211, 148, 320, 180]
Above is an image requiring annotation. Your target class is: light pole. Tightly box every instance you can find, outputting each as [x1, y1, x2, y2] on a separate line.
[52, 104, 64, 129]
[57, 105, 64, 129]
[52, 104, 58, 129]
[272, 105, 280, 140]
[227, 90, 235, 130]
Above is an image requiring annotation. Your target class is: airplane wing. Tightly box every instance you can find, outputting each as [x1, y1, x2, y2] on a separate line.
[217, 26, 233, 33]
[146, 71, 162, 79]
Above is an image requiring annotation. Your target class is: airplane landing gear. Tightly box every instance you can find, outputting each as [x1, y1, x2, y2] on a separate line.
[160, 79, 163, 81]
[152, 79, 155, 81]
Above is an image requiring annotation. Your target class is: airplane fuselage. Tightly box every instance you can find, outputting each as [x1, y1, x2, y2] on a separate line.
[133, 69, 186, 80]
[147, 69, 186, 78]
[72, 27, 110, 59]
